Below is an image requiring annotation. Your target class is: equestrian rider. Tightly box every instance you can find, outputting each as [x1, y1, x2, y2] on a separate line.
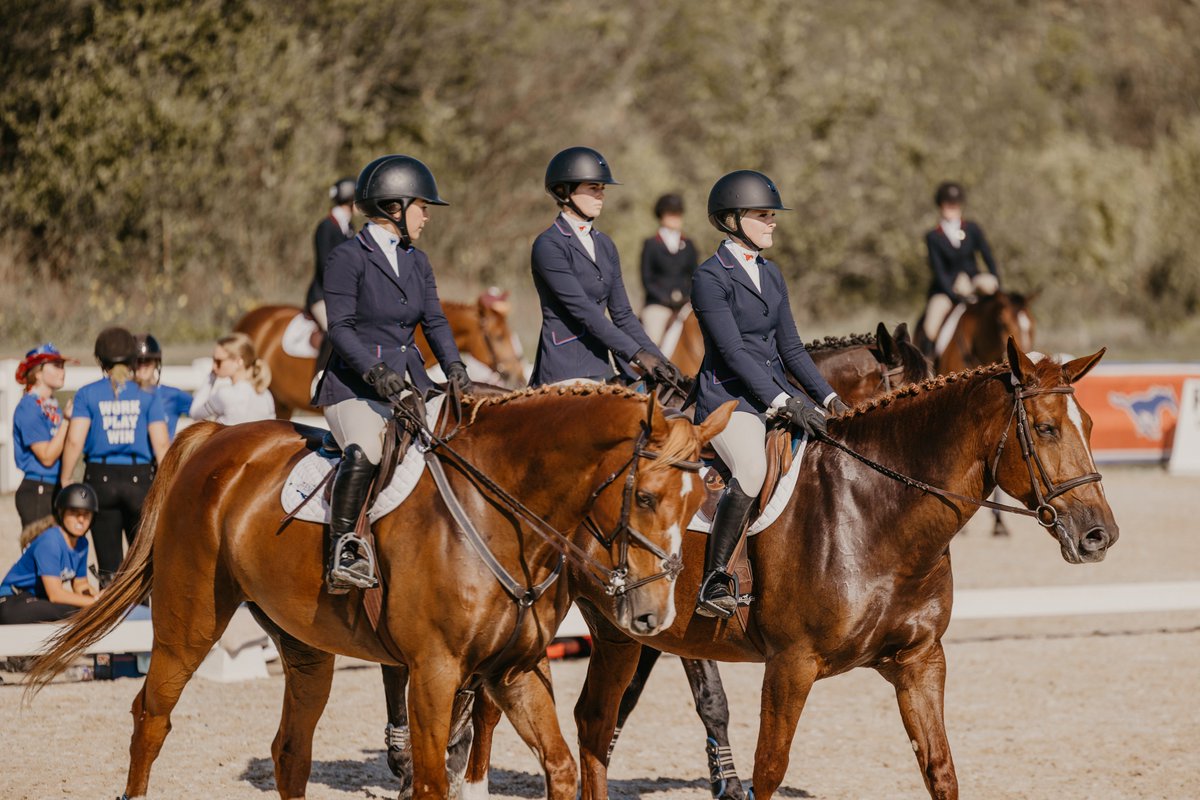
[690, 170, 850, 619]
[639, 193, 698, 345]
[307, 176, 357, 332]
[921, 181, 1001, 351]
[133, 334, 193, 440]
[312, 155, 472, 592]
[529, 146, 684, 388]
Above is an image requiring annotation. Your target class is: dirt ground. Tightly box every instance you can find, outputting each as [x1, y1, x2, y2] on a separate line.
[2, 466, 1198, 799]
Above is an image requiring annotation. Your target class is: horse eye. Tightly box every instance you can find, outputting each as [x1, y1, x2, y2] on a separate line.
[636, 490, 657, 509]
[1036, 423, 1057, 437]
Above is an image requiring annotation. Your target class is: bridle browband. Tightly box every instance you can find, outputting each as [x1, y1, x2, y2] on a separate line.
[817, 378, 1102, 530]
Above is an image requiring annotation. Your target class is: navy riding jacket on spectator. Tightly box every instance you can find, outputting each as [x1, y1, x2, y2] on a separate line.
[529, 216, 665, 386]
[307, 212, 354, 309]
[313, 229, 462, 405]
[640, 232, 698, 309]
[689, 247, 835, 422]
[925, 220, 999, 300]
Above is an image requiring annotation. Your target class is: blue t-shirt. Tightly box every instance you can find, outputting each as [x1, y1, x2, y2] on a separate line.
[72, 378, 166, 462]
[0, 526, 88, 599]
[152, 384, 193, 439]
[12, 392, 62, 483]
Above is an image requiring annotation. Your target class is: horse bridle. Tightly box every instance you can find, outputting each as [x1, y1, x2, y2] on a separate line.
[581, 411, 700, 596]
[819, 378, 1102, 529]
[876, 361, 906, 394]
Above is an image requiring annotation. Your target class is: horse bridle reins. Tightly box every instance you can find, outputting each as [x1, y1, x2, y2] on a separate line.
[876, 361, 906, 395]
[818, 379, 1102, 529]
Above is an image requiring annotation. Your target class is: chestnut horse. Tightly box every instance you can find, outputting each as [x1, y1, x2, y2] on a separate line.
[235, 289, 527, 418]
[918, 291, 1037, 374]
[28, 386, 734, 800]
[464, 340, 1117, 800]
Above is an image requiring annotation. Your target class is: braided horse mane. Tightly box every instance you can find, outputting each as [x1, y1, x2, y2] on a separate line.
[461, 383, 699, 470]
[804, 332, 879, 353]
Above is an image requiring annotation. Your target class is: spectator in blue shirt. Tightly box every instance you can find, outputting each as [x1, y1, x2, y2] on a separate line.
[60, 328, 170, 583]
[133, 333, 192, 439]
[11, 343, 77, 527]
[0, 483, 100, 624]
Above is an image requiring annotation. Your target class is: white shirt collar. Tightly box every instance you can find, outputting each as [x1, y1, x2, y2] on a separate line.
[560, 211, 593, 238]
[366, 221, 400, 253]
[722, 238, 760, 265]
[331, 205, 352, 236]
[939, 218, 964, 248]
[658, 226, 682, 255]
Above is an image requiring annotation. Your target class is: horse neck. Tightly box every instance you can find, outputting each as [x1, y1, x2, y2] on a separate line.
[445, 303, 488, 362]
[822, 373, 1010, 567]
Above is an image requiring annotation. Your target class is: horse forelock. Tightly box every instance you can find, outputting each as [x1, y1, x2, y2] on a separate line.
[646, 416, 704, 472]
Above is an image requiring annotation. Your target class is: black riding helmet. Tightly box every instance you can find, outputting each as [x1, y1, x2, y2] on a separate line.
[707, 170, 791, 249]
[355, 155, 448, 249]
[934, 181, 965, 206]
[94, 327, 138, 370]
[54, 483, 99, 524]
[135, 333, 163, 363]
[544, 146, 620, 221]
[330, 176, 356, 206]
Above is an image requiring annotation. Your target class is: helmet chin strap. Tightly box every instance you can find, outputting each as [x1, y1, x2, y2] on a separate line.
[381, 199, 414, 250]
[555, 184, 594, 222]
[718, 211, 761, 252]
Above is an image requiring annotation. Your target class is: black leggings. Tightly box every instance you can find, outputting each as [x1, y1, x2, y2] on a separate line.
[0, 594, 79, 624]
[15, 478, 57, 528]
[83, 462, 154, 579]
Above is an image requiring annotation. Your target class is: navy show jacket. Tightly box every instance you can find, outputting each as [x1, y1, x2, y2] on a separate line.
[925, 220, 1000, 300]
[313, 228, 462, 406]
[529, 216, 664, 386]
[689, 246, 835, 422]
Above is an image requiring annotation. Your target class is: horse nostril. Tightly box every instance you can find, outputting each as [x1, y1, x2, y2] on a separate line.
[1082, 527, 1109, 552]
[634, 612, 659, 632]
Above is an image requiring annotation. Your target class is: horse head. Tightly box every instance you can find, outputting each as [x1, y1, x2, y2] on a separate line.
[992, 339, 1117, 564]
[584, 393, 734, 636]
[975, 291, 1036, 362]
[476, 287, 526, 388]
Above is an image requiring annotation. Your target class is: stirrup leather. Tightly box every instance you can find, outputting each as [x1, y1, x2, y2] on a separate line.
[328, 531, 378, 590]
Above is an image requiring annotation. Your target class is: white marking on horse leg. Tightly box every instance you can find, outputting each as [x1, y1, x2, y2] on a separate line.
[462, 772, 489, 800]
[680, 472, 693, 497]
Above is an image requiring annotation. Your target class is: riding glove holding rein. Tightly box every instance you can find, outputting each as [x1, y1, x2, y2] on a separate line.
[632, 349, 684, 388]
[782, 396, 828, 438]
[445, 360, 472, 395]
[828, 396, 851, 416]
[364, 362, 407, 401]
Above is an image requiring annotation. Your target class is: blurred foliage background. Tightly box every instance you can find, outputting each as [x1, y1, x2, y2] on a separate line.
[2, 0, 1198, 357]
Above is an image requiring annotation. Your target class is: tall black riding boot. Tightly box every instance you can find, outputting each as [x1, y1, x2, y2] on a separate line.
[326, 444, 379, 592]
[696, 479, 756, 619]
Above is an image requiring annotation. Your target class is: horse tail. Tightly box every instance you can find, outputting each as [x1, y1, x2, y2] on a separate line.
[24, 421, 223, 697]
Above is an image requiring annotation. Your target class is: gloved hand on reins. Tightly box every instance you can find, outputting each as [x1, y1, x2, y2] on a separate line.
[445, 360, 473, 395]
[781, 396, 828, 439]
[632, 349, 685, 389]
[364, 362, 407, 401]
[827, 396, 851, 416]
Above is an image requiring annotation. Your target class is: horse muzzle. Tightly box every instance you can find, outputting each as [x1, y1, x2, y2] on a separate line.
[1055, 517, 1118, 564]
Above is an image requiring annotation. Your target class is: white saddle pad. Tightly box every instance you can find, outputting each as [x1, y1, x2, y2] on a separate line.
[687, 435, 809, 536]
[934, 303, 969, 358]
[282, 313, 320, 359]
[280, 396, 444, 524]
[658, 305, 692, 361]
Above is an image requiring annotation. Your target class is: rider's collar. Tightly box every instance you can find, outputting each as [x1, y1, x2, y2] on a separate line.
[559, 210, 593, 238]
[722, 238, 762, 265]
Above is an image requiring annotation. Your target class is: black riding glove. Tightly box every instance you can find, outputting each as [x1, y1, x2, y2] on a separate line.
[445, 360, 473, 395]
[782, 396, 828, 439]
[632, 349, 684, 387]
[363, 362, 406, 400]
[827, 396, 851, 416]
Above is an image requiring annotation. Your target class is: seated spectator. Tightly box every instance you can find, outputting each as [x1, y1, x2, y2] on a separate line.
[0, 484, 100, 624]
[12, 343, 76, 527]
[134, 333, 192, 440]
[189, 332, 276, 424]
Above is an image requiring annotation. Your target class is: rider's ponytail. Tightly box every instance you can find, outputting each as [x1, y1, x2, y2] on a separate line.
[216, 332, 271, 394]
[248, 358, 271, 394]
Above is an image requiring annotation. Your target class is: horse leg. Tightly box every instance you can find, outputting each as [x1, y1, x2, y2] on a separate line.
[461, 689, 502, 800]
[681, 658, 747, 799]
[878, 643, 958, 800]
[748, 650, 819, 800]
[124, 594, 240, 798]
[407, 657, 468, 800]
[381, 664, 414, 795]
[445, 688, 477, 797]
[574, 609, 645, 800]
[489, 658, 577, 800]
[608, 645, 661, 758]
[271, 634, 336, 799]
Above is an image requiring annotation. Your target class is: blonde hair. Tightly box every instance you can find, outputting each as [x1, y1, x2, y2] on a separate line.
[217, 332, 271, 393]
[20, 515, 55, 550]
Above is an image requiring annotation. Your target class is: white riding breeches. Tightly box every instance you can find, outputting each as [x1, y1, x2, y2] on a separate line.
[973, 273, 999, 295]
[324, 397, 393, 465]
[640, 304, 674, 346]
[708, 411, 768, 497]
[311, 299, 328, 331]
[923, 294, 955, 341]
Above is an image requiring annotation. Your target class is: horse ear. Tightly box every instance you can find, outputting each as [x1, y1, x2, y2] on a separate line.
[1006, 337, 1038, 385]
[875, 322, 896, 363]
[695, 400, 737, 446]
[1062, 347, 1106, 385]
[892, 322, 911, 344]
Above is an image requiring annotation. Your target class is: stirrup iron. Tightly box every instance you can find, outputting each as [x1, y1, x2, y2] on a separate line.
[328, 531, 378, 591]
[696, 570, 738, 619]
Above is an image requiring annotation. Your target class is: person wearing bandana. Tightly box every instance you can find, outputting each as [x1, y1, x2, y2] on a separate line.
[11, 344, 77, 527]
[921, 181, 1002, 352]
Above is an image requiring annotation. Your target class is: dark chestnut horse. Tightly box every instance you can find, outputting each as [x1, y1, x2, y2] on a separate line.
[235, 290, 527, 418]
[464, 340, 1117, 800]
[807, 322, 933, 406]
[917, 291, 1037, 375]
[28, 386, 734, 800]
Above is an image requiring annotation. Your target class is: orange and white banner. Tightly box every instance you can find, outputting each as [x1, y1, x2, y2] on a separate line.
[1074, 364, 1200, 463]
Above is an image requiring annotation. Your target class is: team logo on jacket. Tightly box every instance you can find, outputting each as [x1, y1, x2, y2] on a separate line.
[1108, 386, 1178, 440]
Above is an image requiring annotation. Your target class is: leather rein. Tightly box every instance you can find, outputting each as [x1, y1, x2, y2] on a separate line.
[817, 380, 1102, 529]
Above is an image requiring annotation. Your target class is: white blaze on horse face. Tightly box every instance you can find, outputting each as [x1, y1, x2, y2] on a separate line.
[659, 523, 681, 629]
[1066, 395, 1101, 474]
[680, 472, 693, 498]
